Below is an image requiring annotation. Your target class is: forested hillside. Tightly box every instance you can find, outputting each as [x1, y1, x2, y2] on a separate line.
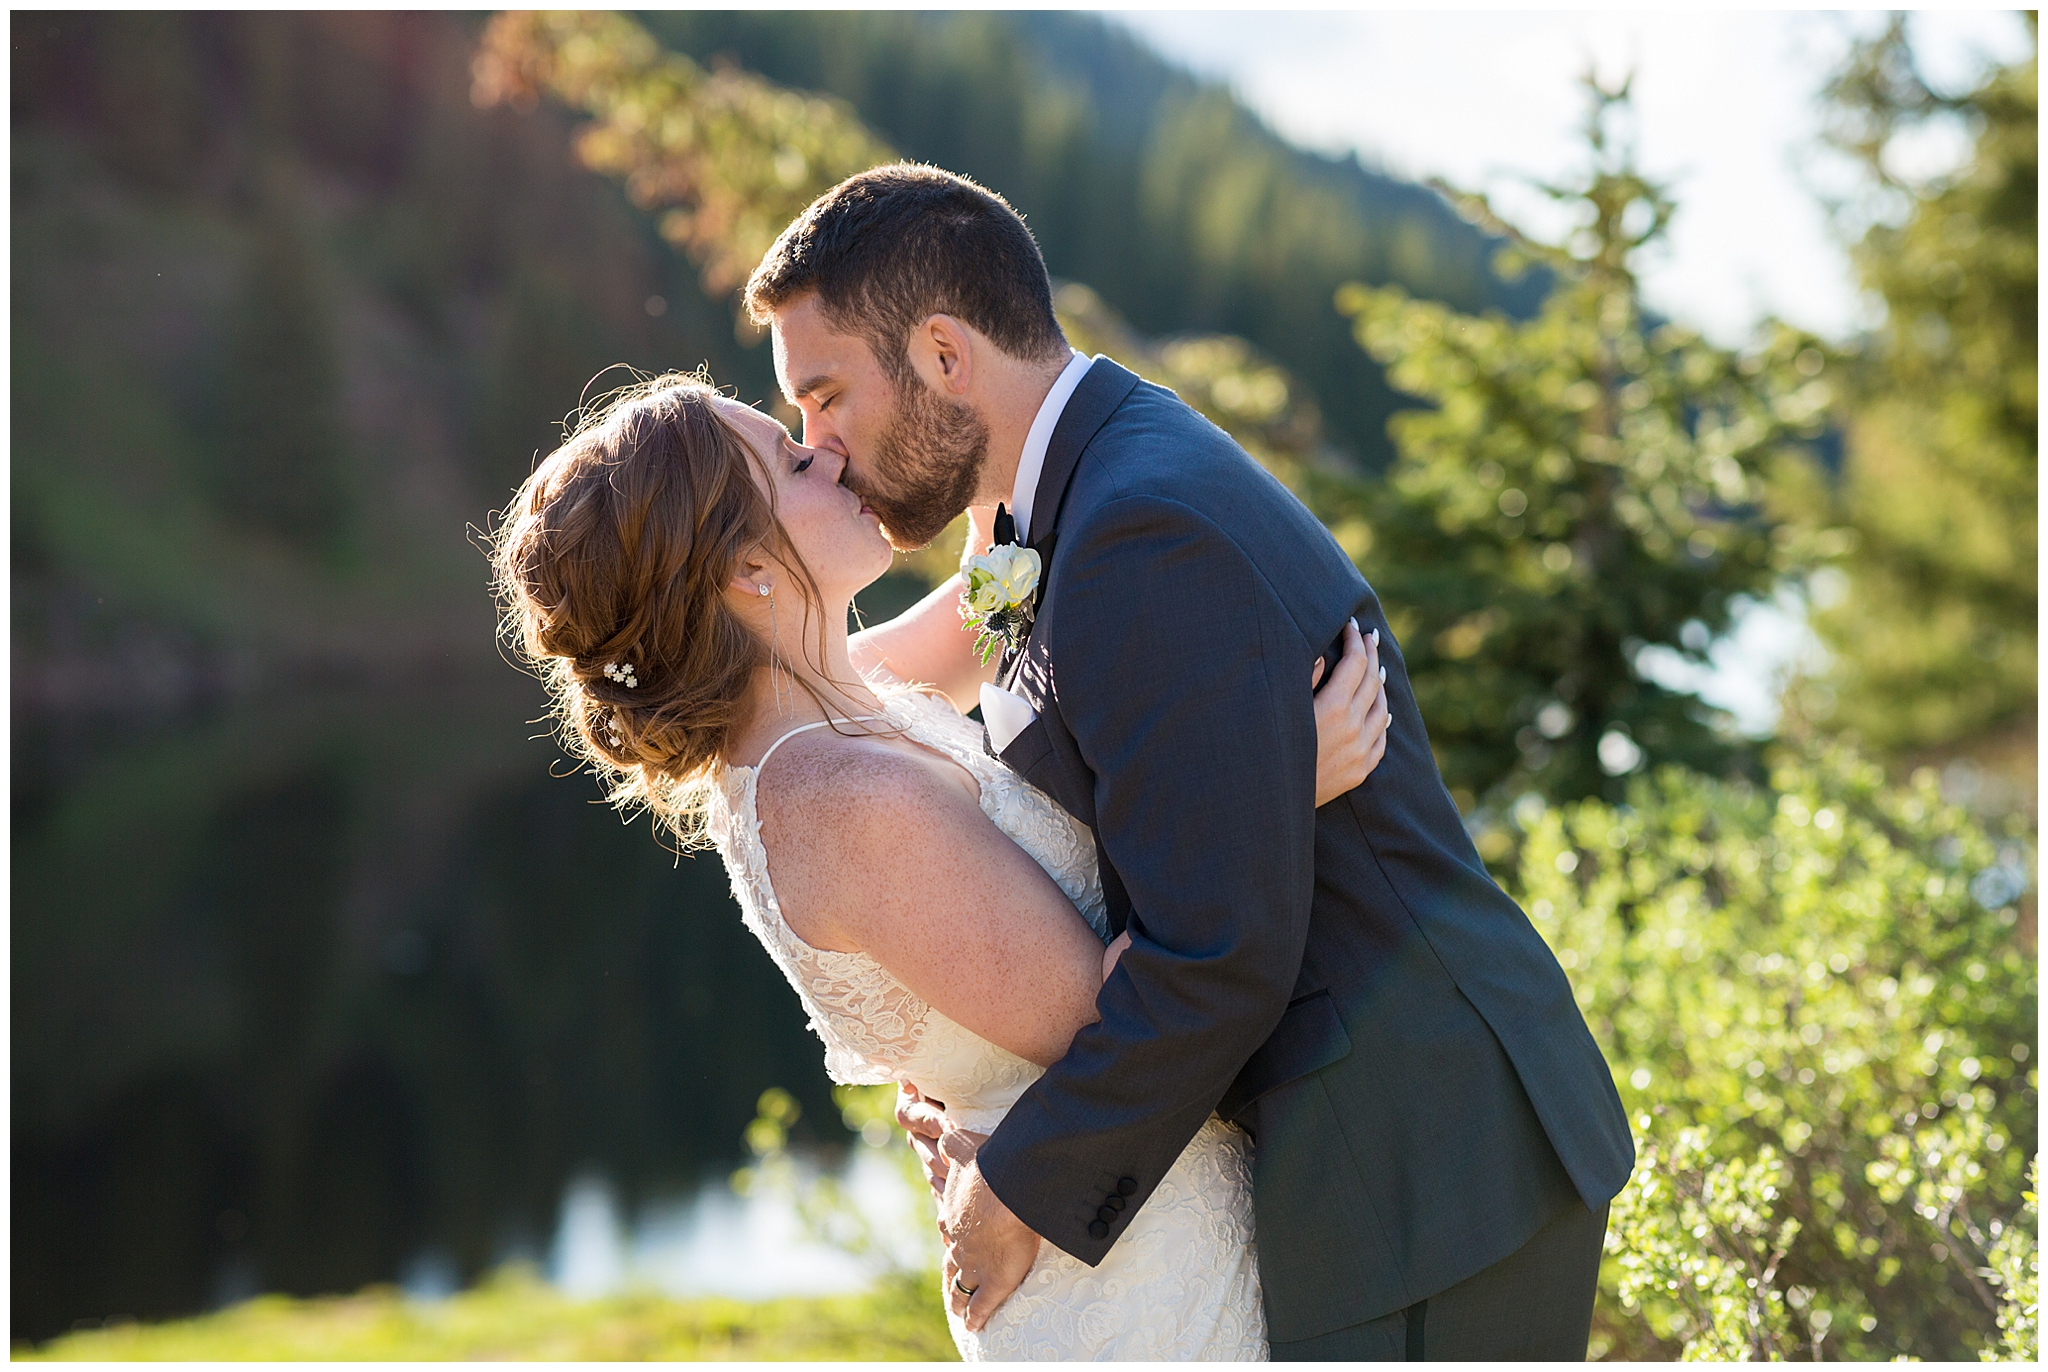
[12, 13, 745, 715]
[12, 11, 1530, 712]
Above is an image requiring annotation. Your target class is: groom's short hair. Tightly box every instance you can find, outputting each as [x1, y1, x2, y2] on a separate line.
[745, 163, 1068, 382]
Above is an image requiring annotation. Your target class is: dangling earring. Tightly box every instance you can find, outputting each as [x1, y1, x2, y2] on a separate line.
[763, 583, 789, 715]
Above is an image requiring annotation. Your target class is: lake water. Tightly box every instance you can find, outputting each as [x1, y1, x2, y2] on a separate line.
[541, 1148, 933, 1304]
[11, 671, 884, 1344]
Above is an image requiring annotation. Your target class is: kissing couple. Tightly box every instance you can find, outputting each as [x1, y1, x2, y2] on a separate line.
[492, 164, 1633, 1360]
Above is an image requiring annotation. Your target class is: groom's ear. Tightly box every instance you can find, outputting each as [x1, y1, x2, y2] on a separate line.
[909, 313, 975, 397]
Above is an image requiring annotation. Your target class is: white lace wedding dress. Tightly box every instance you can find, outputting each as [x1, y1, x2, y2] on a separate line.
[706, 681, 1268, 1361]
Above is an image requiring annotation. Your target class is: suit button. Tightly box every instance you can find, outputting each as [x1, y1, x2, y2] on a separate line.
[1106, 1194, 1126, 1211]
[1097, 1204, 1117, 1224]
[1088, 1220, 1109, 1240]
[1116, 1176, 1137, 1197]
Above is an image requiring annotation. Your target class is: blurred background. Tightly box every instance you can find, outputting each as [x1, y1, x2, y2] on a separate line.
[11, 9, 2036, 1360]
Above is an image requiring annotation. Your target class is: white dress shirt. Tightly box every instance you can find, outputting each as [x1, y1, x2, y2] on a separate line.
[1008, 350, 1093, 545]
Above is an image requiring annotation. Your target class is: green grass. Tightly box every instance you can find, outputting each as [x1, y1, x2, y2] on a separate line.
[19, 1267, 958, 1361]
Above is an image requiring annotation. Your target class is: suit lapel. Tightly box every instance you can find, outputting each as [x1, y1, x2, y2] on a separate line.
[1026, 356, 1142, 560]
[997, 639, 1025, 692]
[997, 356, 1140, 698]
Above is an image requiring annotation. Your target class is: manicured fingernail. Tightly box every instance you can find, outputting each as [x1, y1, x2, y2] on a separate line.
[1369, 628, 1380, 645]
[1350, 616, 1359, 631]
[1379, 665, 1387, 682]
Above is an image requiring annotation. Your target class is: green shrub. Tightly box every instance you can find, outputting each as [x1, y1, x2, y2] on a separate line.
[1509, 746, 2036, 1359]
[1607, 1130, 1802, 1359]
[1981, 1156, 2037, 1361]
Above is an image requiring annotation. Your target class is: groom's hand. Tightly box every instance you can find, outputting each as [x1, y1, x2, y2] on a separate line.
[939, 1144, 1042, 1333]
[895, 1083, 951, 1196]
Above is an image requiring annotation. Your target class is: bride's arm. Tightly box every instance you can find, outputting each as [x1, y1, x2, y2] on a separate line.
[757, 742, 1106, 1068]
[849, 507, 999, 711]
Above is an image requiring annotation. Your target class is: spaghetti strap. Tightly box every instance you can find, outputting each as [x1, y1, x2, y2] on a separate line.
[752, 715, 882, 775]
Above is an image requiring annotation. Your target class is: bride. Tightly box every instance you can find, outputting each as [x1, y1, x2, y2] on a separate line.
[490, 373, 1388, 1360]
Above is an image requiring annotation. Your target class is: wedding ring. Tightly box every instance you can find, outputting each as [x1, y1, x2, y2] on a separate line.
[953, 1275, 979, 1297]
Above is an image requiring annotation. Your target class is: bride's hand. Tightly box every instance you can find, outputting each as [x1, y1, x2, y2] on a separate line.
[1101, 930, 1132, 981]
[1310, 619, 1388, 806]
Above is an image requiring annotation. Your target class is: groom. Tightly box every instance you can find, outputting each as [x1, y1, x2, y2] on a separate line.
[745, 164, 1634, 1359]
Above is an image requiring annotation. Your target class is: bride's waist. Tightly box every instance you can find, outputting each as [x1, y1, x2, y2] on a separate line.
[941, 1102, 1015, 1134]
[900, 1012, 1045, 1133]
[912, 1074, 1035, 1135]
[905, 1072, 1037, 1136]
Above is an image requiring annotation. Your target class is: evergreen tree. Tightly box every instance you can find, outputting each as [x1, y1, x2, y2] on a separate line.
[89, 11, 207, 192]
[470, 11, 893, 298]
[1799, 17, 2036, 770]
[210, 19, 353, 559]
[1334, 77, 1832, 808]
[213, 172, 352, 559]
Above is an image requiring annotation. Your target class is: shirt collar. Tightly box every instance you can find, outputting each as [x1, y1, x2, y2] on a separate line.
[1008, 350, 1092, 545]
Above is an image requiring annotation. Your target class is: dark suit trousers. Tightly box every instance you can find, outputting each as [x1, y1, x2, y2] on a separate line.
[1267, 1199, 1609, 1361]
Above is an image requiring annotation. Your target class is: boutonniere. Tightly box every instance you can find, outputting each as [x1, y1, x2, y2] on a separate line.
[961, 542, 1042, 665]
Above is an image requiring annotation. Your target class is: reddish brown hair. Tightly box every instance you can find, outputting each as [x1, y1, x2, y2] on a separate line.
[490, 371, 810, 844]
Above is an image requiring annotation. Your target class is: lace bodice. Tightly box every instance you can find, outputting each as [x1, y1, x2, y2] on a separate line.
[706, 681, 1110, 1132]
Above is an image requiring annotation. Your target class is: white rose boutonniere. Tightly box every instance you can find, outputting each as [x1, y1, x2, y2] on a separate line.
[961, 542, 1042, 665]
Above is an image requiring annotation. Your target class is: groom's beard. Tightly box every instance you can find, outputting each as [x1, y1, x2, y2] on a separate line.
[857, 378, 990, 551]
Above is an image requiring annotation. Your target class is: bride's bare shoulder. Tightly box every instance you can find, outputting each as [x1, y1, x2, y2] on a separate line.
[755, 731, 973, 855]
[752, 732, 981, 949]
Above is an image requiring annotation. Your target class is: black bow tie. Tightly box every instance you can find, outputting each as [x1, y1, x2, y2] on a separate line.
[993, 502, 1018, 547]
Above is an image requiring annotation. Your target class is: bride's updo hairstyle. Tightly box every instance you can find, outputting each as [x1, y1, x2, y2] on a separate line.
[490, 370, 819, 845]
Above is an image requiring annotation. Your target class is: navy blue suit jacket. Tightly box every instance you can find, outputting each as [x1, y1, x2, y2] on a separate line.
[974, 358, 1633, 1341]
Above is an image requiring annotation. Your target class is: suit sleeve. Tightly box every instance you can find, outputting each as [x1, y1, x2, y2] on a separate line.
[975, 493, 1318, 1265]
